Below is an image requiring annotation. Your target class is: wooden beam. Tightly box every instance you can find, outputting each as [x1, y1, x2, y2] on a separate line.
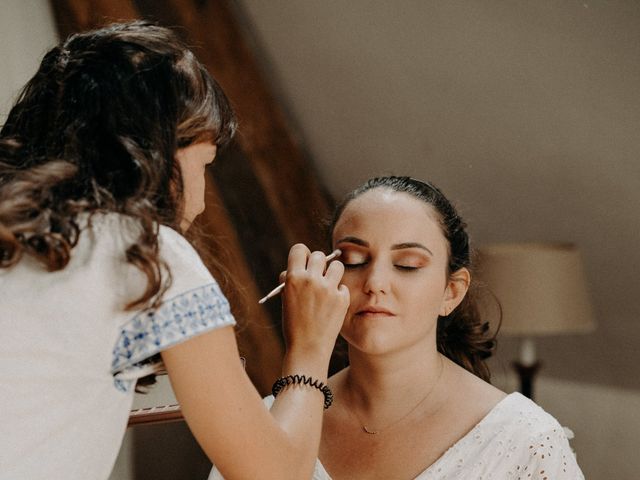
[50, 0, 139, 39]
[133, 0, 333, 249]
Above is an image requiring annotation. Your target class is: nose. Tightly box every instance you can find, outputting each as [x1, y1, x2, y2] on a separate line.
[362, 261, 390, 295]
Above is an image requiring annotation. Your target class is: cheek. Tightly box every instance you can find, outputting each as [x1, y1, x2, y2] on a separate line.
[341, 273, 362, 303]
[398, 271, 447, 311]
[419, 277, 449, 313]
[195, 175, 206, 203]
[181, 170, 207, 217]
[187, 168, 205, 194]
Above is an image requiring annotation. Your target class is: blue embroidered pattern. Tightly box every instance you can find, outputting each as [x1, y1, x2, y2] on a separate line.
[111, 282, 235, 392]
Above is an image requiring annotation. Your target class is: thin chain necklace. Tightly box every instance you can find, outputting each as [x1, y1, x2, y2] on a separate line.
[344, 356, 445, 435]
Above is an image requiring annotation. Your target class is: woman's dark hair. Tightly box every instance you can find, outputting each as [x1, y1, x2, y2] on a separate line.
[0, 21, 237, 310]
[329, 176, 498, 382]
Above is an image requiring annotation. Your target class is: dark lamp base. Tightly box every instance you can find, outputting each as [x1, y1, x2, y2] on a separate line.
[512, 361, 542, 400]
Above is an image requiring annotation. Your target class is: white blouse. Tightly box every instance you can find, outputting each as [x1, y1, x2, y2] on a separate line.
[0, 213, 235, 479]
[209, 392, 584, 480]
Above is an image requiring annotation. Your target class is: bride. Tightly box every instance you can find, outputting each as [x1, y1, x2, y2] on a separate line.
[211, 175, 584, 479]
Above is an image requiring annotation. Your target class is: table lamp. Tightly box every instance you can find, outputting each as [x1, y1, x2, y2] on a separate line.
[476, 243, 596, 399]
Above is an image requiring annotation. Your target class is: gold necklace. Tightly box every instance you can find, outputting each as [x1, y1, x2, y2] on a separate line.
[344, 357, 445, 435]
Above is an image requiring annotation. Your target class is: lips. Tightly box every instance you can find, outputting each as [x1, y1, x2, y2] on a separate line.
[356, 306, 395, 316]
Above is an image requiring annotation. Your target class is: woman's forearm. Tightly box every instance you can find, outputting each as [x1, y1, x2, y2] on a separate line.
[162, 328, 329, 480]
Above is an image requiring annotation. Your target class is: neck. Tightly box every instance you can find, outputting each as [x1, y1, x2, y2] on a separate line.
[344, 340, 445, 414]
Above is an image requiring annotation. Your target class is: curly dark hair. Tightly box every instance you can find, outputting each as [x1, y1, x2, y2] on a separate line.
[0, 21, 236, 310]
[329, 176, 499, 382]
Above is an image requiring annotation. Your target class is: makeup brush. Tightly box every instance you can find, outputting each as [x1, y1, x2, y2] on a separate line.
[258, 249, 342, 304]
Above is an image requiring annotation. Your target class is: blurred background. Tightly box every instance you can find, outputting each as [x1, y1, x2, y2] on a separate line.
[2, 1, 638, 479]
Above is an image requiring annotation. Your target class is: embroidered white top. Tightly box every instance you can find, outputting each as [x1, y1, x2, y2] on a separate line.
[0, 213, 235, 480]
[209, 392, 584, 480]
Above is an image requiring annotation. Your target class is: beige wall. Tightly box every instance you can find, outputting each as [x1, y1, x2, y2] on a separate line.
[0, 0, 57, 122]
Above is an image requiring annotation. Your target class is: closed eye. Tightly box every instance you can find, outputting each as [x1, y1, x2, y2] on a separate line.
[394, 265, 420, 271]
[343, 261, 368, 269]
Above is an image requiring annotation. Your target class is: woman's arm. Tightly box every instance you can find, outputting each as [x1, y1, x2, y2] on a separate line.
[161, 245, 348, 480]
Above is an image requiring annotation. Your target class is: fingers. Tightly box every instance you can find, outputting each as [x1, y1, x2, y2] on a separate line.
[324, 259, 345, 285]
[280, 244, 350, 354]
[287, 243, 310, 273]
[306, 250, 328, 276]
[287, 244, 342, 277]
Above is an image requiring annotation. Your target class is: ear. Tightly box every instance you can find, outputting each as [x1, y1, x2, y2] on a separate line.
[439, 267, 471, 316]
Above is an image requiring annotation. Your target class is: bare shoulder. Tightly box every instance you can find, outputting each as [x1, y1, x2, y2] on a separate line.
[443, 360, 507, 422]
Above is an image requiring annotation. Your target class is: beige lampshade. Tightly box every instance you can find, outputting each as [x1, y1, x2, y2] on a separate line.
[476, 243, 596, 336]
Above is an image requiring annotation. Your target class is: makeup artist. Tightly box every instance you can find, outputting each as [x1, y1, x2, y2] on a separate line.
[0, 21, 349, 480]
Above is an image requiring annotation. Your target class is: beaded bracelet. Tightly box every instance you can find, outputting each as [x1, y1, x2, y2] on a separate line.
[271, 374, 334, 409]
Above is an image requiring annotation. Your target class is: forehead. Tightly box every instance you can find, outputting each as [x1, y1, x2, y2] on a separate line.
[333, 189, 447, 252]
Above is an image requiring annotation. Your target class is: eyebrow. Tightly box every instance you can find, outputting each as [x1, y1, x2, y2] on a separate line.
[335, 237, 433, 257]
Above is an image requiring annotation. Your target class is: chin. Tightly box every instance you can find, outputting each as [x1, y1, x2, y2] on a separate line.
[344, 329, 398, 356]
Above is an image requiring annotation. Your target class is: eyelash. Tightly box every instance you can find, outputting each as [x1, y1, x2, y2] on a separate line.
[343, 262, 419, 272]
[395, 265, 419, 271]
[343, 262, 365, 270]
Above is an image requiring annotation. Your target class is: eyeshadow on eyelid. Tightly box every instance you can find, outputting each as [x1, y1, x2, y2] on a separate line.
[342, 252, 367, 262]
[395, 255, 428, 265]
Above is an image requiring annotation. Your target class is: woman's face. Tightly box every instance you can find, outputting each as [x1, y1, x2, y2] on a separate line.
[332, 188, 468, 356]
[175, 142, 217, 231]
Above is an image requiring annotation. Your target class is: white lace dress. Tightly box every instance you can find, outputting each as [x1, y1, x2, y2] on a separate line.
[209, 392, 584, 479]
